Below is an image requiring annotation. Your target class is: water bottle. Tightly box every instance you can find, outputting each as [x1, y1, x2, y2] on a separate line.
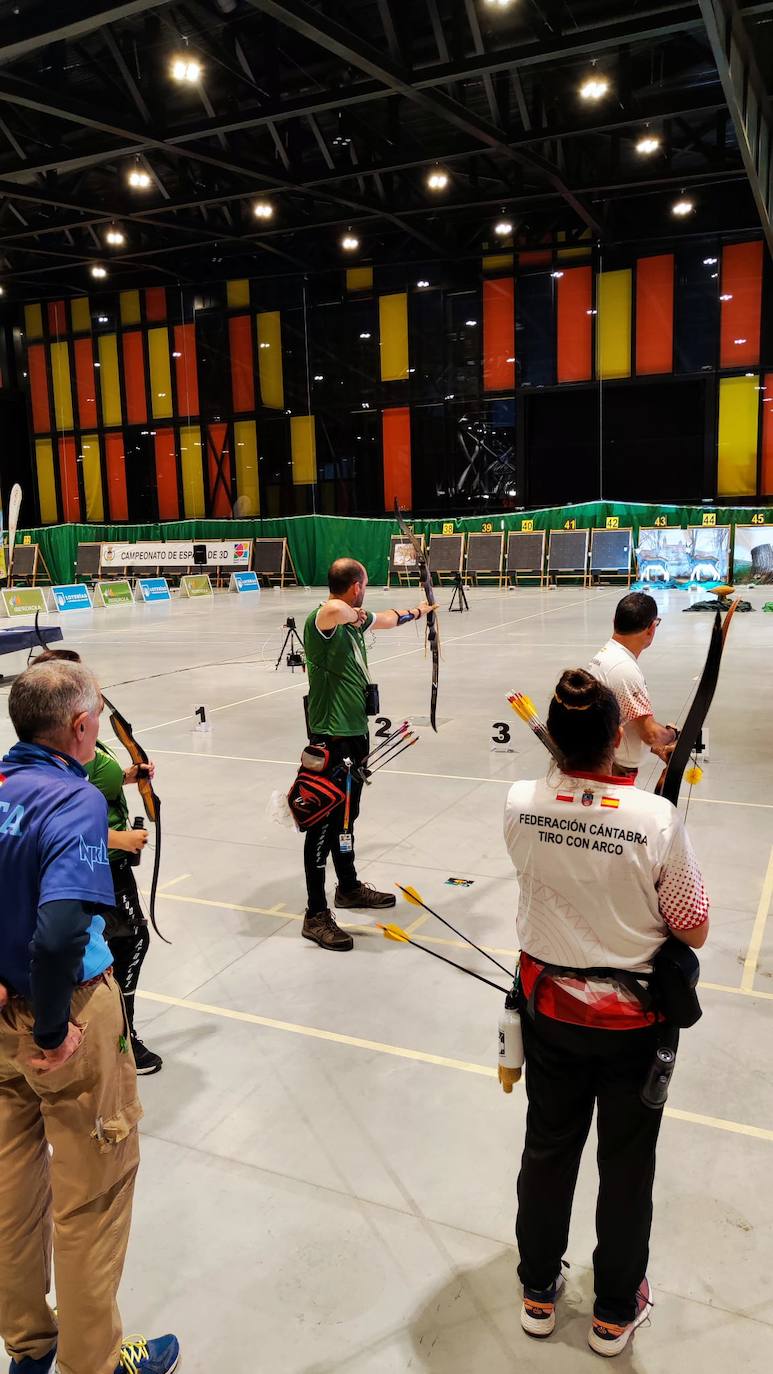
[498, 991, 524, 1093]
[128, 816, 145, 868]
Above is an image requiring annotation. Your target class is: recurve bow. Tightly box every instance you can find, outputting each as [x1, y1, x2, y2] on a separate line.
[395, 501, 439, 731]
[658, 599, 739, 808]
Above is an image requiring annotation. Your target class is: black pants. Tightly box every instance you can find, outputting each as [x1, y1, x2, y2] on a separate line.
[103, 857, 150, 1037]
[303, 734, 368, 916]
[516, 1009, 666, 1324]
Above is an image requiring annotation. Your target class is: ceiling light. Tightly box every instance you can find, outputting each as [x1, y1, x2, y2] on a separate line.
[172, 350, 182, 358]
[417, 279, 430, 288]
[579, 75, 609, 101]
[636, 135, 660, 155]
[494, 219, 513, 236]
[253, 201, 274, 219]
[671, 198, 694, 216]
[550, 270, 564, 278]
[314, 374, 324, 381]
[128, 167, 151, 189]
[465, 319, 478, 326]
[171, 56, 202, 83]
[90, 265, 107, 279]
[0, 286, 4, 296]
[426, 168, 449, 191]
[734, 338, 747, 345]
[97, 314, 108, 323]
[105, 228, 125, 246]
[341, 233, 360, 251]
[587, 308, 597, 315]
[703, 257, 717, 265]
[359, 331, 371, 339]
[720, 293, 733, 301]
[484, 0, 515, 7]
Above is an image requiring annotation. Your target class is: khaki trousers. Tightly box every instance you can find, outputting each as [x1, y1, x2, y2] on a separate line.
[0, 972, 142, 1374]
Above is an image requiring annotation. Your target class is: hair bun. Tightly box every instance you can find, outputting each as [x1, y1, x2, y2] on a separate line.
[554, 668, 600, 712]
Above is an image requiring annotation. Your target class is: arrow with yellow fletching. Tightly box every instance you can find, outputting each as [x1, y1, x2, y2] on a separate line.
[377, 923, 509, 993]
[507, 691, 564, 765]
[396, 884, 512, 977]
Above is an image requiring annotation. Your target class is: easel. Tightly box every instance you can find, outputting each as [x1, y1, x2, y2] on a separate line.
[449, 574, 469, 613]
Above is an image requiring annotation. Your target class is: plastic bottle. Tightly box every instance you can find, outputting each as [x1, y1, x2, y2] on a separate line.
[498, 990, 524, 1093]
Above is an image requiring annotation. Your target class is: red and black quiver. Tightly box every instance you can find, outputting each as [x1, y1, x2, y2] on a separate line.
[287, 744, 346, 831]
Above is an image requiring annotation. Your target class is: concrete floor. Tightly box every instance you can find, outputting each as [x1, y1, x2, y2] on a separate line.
[1, 581, 772, 1372]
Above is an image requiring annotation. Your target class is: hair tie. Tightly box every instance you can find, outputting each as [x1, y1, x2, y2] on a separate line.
[553, 692, 594, 711]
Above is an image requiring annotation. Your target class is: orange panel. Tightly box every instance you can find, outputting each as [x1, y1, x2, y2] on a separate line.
[123, 331, 147, 424]
[636, 255, 674, 375]
[207, 423, 232, 518]
[483, 278, 515, 391]
[557, 267, 592, 382]
[58, 436, 80, 522]
[720, 241, 763, 368]
[74, 338, 98, 428]
[28, 344, 51, 433]
[145, 287, 166, 321]
[229, 315, 255, 412]
[519, 250, 552, 267]
[382, 407, 412, 511]
[105, 433, 129, 521]
[762, 375, 773, 495]
[173, 324, 199, 416]
[154, 428, 179, 520]
[47, 301, 67, 336]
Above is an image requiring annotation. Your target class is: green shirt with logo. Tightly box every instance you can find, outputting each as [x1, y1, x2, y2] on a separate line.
[84, 741, 130, 862]
[304, 607, 374, 736]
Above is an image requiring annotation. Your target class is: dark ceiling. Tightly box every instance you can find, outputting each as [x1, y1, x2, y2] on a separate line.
[0, 0, 771, 296]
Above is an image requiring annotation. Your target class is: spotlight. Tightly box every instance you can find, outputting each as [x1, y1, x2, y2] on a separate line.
[341, 233, 360, 251]
[359, 331, 371, 339]
[579, 75, 609, 101]
[484, 0, 515, 7]
[171, 56, 202, 83]
[128, 167, 151, 189]
[703, 257, 718, 265]
[671, 198, 694, 216]
[253, 201, 274, 220]
[426, 168, 449, 191]
[417, 279, 430, 288]
[105, 228, 125, 246]
[91, 265, 107, 279]
[494, 219, 513, 236]
[550, 270, 564, 279]
[636, 135, 660, 155]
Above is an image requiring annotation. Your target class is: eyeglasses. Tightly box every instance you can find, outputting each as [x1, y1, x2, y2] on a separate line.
[650, 617, 662, 628]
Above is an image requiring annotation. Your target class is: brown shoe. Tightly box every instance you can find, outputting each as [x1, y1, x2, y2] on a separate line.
[302, 908, 354, 951]
[334, 882, 396, 911]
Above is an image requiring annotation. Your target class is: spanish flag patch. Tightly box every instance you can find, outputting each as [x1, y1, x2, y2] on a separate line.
[600, 796, 620, 809]
[556, 792, 574, 803]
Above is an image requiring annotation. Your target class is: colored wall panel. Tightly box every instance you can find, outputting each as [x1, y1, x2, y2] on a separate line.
[105, 433, 128, 521]
[145, 287, 166, 321]
[58, 436, 80, 522]
[257, 312, 284, 408]
[382, 407, 412, 511]
[763, 376, 773, 495]
[234, 419, 260, 515]
[718, 374, 759, 496]
[24, 303, 43, 341]
[120, 290, 141, 326]
[173, 324, 199, 417]
[484, 253, 514, 271]
[35, 438, 57, 524]
[80, 433, 104, 522]
[50, 341, 74, 431]
[148, 327, 173, 419]
[557, 267, 592, 382]
[379, 292, 409, 381]
[636, 255, 674, 375]
[48, 301, 67, 336]
[71, 297, 91, 333]
[74, 337, 98, 428]
[206, 423, 232, 518]
[153, 429, 179, 520]
[229, 314, 255, 412]
[597, 269, 632, 379]
[291, 415, 317, 484]
[227, 279, 250, 308]
[179, 424, 205, 517]
[97, 334, 122, 426]
[123, 331, 147, 424]
[720, 240, 763, 368]
[28, 344, 51, 433]
[483, 278, 515, 391]
[346, 266, 373, 292]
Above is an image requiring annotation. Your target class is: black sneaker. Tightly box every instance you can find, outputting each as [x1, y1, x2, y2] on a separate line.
[131, 1035, 163, 1076]
[334, 882, 396, 911]
[302, 909, 354, 951]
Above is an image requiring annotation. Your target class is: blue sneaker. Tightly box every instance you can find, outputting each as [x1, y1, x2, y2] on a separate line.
[114, 1335, 180, 1373]
[9, 1352, 56, 1374]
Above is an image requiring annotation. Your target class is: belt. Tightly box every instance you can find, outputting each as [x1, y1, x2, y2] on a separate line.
[7, 965, 114, 1003]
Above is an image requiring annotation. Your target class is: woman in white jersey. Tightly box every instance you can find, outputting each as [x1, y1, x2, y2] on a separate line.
[504, 668, 709, 1358]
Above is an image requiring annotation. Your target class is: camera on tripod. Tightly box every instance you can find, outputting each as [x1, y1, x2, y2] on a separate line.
[275, 616, 306, 673]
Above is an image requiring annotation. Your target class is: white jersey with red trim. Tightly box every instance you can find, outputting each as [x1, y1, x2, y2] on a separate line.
[588, 638, 653, 768]
[504, 770, 709, 1027]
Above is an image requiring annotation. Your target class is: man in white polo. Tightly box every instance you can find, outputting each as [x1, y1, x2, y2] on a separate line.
[588, 592, 677, 778]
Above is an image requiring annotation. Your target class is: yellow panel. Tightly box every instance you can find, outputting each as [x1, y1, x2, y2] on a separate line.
[98, 334, 122, 426]
[346, 266, 373, 292]
[50, 341, 74, 431]
[257, 311, 284, 409]
[71, 297, 91, 333]
[227, 279, 250, 308]
[483, 254, 514, 272]
[234, 420, 260, 515]
[718, 375, 758, 496]
[379, 292, 409, 382]
[120, 290, 141, 325]
[597, 269, 632, 379]
[291, 415, 317, 485]
[24, 304, 43, 340]
[179, 424, 206, 517]
[148, 327, 173, 419]
[80, 433, 104, 522]
[35, 438, 58, 524]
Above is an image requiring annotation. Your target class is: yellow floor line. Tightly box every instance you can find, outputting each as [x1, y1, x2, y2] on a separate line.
[159, 872, 191, 891]
[741, 845, 773, 993]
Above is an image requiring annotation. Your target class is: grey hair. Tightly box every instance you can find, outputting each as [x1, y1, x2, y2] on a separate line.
[8, 660, 101, 743]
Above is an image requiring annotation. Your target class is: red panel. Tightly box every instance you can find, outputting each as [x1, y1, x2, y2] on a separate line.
[519, 250, 552, 267]
[73, 337, 98, 428]
[28, 343, 51, 433]
[58, 436, 80, 523]
[145, 287, 167, 321]
[173, 324, 199, 416]
[635, 255, 674, 375]
[154, 428, 179, 520]
[229, 315, 255, 412]
[557, 267, 593, 383]
[123, 331, 147, 424]
[47, 301, 67, 336]
[720, 241, 763, 368]
[207, 423, 232, 518]
[382, 407, 412, 511]
[105, 433, 129, 521]
[763, 375, 773, 496]
[483, 278, 515, 391]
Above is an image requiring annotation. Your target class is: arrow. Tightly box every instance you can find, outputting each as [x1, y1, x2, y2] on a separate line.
[377, 923, 509, 993]
[507, 691, 564, 765]
[396, 884, 512, 977]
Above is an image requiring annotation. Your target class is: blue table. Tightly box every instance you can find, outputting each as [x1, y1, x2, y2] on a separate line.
[0, 625, 63, 677]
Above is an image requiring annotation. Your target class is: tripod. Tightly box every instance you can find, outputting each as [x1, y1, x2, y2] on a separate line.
[275, 616, 306, 672]
[449, 574, 470, 613]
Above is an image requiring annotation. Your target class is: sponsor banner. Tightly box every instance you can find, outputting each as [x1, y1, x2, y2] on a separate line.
[229, 571, 260, 594]
[50, 584, 93, 612]
[1, 587, 48, 617]
[100, 539, 252, 570]
[95, 580, 134, 607]
[180, 574, 213, 598]
[137, 577, 172, 603]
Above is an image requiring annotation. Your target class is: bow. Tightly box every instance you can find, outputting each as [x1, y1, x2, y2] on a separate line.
[101, 691, 169, 944]
[394, 501, 439, 731]
[658, 599, 739, 809]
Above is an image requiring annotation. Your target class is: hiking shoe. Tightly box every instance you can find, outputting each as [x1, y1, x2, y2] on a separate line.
[114, 1334, 180, 1373]
[302, 909, 354, 951]
[334, 882, 396, 911]
[10, 1349, 56, 1374]
[589, 1278, 652, 1357]
[520, 1273, 564, 1338]
[131, 1035, 163, 1076]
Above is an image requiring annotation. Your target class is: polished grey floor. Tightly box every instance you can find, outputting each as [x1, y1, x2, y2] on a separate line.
[1, 582, 772, 1372]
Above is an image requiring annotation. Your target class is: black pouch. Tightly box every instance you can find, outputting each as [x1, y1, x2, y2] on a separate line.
[651, 937, 702, 1028]
[365, 682, 380, 716]
[301, 744, 330, 773]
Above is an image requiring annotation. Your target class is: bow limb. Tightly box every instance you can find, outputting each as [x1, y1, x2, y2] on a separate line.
[101, 691, 170, 943]
[394, 502, 439, 731]
[658, 599, 739, 808]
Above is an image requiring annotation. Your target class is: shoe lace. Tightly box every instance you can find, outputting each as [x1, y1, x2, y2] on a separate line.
[119, 1336, 149, 1372]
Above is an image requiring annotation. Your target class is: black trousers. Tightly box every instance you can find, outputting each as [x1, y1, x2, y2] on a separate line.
[516, 1008, 666, 1324]
[303, 734, 368, 916]
[103, 857, 150, 1037]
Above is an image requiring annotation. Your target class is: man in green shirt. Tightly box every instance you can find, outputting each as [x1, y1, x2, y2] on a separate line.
[302, 557, 434, 951]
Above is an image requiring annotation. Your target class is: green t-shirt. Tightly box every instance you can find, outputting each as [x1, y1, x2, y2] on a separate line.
[84, 741, 130, 862]
[304, 607, 374, 736]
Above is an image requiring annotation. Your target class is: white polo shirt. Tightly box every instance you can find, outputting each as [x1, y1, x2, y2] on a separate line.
[588, 638, 653, 769]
